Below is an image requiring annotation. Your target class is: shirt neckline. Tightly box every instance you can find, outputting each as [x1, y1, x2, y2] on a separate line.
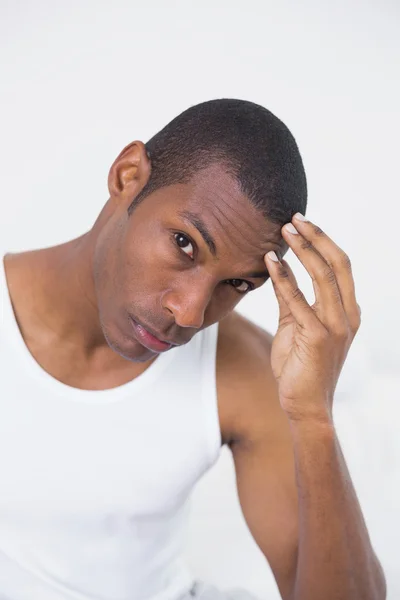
[1, 253, 177, 403]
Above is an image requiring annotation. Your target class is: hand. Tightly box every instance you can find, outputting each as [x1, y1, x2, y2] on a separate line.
[264, 213, 362, 423]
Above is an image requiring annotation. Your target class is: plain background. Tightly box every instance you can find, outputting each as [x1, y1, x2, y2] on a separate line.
[1, 0, 399, 598]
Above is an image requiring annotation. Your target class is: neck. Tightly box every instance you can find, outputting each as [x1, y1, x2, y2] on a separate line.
[8, 199, 115, 352]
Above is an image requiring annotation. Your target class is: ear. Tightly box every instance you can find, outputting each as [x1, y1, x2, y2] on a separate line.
[107, 140, 151, 205]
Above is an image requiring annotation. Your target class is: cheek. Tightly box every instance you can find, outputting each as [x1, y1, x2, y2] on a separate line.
[216, 286, 242, 311]
[121, 233, 171, 293]
[203, 282, 242, 321]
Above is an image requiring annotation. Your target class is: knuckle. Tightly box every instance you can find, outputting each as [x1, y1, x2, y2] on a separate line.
[339, 252, 352, 270]
[333, 324, 350, 339]
[277, 263, 290, 279]
[300, 239, 313, 252]
[291, 287, 306, 303]
[320, 265, 337, 285]
[312, 225, 325, 237]
[350, 314, 362, 333]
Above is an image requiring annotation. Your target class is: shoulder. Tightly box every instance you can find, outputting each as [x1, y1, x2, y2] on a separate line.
[2, 251, 39, 306]
[216, 310, 281, 446]
[217, 309, 274, 356]
[3, 251, 37, 283]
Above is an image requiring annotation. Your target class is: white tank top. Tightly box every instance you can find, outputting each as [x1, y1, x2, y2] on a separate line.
[0, 255, 222, 600]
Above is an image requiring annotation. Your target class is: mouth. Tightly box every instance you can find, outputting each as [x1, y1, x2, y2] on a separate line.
[128, 316, 177, 353]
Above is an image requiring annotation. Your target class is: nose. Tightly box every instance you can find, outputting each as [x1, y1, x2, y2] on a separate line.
[161, 280, 213, 330]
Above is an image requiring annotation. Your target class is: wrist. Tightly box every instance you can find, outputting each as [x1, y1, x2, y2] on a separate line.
[287, 413, 336, 440]
[285, 405, 334, 429]
[281, 395, 334, 427]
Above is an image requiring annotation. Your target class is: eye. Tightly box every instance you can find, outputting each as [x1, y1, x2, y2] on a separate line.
[227, 279, 254, 294]
[174, 232, 195, 259]
[173, 233, 254, 294]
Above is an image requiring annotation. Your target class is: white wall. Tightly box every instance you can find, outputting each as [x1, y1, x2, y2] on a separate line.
[1, 1, 399, 598]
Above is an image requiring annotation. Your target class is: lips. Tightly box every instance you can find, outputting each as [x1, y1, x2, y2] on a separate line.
[129, 316, 174, 352]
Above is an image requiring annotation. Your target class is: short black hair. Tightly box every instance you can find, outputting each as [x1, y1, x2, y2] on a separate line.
[128, 98, 307, 224]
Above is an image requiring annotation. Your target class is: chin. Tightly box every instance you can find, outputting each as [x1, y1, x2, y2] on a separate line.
[101, 320, 156, 363]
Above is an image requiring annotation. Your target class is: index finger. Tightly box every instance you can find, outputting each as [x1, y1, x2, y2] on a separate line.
[291, 214, 361, 330]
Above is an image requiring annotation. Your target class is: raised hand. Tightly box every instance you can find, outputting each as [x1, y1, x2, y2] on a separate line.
[264, 212, 362, 423]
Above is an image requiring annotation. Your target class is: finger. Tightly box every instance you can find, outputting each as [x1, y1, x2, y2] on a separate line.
[268, 256, 299, 323]
[281, 219, 347, 332]
[290, 214, 360, 330]
[265, 252, 321, 331]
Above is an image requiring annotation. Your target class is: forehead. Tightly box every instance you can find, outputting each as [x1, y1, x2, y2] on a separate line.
[163, 163, 286, 258]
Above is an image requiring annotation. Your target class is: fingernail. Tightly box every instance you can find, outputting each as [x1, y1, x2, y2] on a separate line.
[266, 250, 279, 262]
[285, 223, 299, 234]
[294, 212, 307, 222]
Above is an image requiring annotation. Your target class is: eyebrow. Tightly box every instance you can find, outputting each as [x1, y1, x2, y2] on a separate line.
[244, 270, 270, 280]
[178, 210, 218, 257]
[177, 209, 271, 281]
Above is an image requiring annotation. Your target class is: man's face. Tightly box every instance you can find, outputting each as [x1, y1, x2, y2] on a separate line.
[93, 163, 287, 362]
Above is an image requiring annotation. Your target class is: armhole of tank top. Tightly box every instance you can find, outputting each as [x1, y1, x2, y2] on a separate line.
[0, 254, 8, 334]
[200, 321, 223, 468]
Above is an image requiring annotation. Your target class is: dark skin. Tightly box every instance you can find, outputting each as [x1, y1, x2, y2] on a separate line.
[4, 141, 385, 599]
[92, 143, 287, 363]
[4, 141, 286, 389]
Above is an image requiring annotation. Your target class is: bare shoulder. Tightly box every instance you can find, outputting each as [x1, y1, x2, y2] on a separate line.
[216, 310, 282, 446]
[3, 250, 43, 307]
[3, 250, 39, 283]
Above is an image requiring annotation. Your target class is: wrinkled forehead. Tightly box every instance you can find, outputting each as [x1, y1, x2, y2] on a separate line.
[171, 164, 287, 258]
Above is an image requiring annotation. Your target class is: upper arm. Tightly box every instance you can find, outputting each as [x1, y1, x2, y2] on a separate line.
[217, 313, 299, 600]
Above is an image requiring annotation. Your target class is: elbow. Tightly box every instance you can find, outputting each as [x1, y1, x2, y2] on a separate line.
[349, 552, 387, 600]
[371, 553, 387, 600]
[288, 555, 387, 600]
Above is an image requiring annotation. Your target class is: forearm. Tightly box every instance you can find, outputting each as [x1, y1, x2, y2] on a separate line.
[289, 412, 386, 600]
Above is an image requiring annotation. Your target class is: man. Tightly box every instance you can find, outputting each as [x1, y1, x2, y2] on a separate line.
[0, 98, 386, 600]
